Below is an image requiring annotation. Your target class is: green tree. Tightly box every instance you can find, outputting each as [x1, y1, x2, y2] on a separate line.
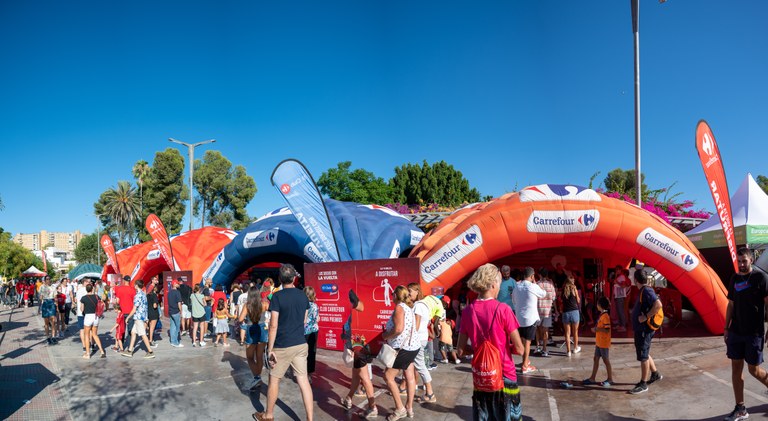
[390, 160, 480, 207]
[758, 175, 768, 196]
[192, 150, 257, 230]
[603, 168, 649, 199]
[132, 159, 150, 216]
[142, 148, 188, 239]
[317, 161, 393, 204]
[0, 232, 46, 279]
[101, 181, 141, 248]
[73, 232, 107, 265]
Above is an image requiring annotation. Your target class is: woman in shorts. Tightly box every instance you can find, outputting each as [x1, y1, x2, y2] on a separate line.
[340, 290, 377, 419]
[79, 283, 105, 359]
[147, 285, 160, 347]
[382, 285, 421, 421]
[190, 285, 207, 347]
[559, 276, 582, 356]
[238, 290, 265, 391]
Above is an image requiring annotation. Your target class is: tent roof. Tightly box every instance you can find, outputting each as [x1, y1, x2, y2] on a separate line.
[686, 173, 768, 248]
[68, 263, 103, 281]
[21, 265, 46, 276]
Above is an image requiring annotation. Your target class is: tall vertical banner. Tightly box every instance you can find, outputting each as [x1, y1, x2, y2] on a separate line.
[101, 234, 121, 274]
[145, 214, 179, 271]
[41, 249, 47, 273]
[271, 159, 340, 262]
[695, 120, 738, 272]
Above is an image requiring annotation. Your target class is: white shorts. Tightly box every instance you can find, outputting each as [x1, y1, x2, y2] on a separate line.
[84, 313, 100, 327]
[182, 304, 192, 319]
[132, 320, 147, 336]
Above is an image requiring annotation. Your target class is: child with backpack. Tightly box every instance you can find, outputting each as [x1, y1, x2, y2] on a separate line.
[457, 264, 524, 421]
[583, 296, 613, 387]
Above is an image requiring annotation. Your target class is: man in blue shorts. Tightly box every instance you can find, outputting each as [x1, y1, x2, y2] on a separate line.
[628, 269, 663, 395]
[723, 247, 768, 421]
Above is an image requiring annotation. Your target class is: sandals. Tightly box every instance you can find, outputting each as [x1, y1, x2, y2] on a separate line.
[341, 396, 353, 410]
[252, 413, 274, 421]
[362, 406, 378, 419]
[414, 393, 436, 403]
[387, 408, 407, 421]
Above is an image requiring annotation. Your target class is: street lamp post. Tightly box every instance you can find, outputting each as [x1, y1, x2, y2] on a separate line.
[631, 0, 642, 207]
[169, 138, 216, 231]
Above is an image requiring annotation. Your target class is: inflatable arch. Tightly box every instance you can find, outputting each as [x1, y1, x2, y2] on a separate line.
[207, 199, 424, 288]
[409, 184, 727, 334]
[101, 227, 237, 285]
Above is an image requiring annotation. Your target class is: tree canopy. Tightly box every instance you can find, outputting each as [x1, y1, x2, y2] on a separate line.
[0, 230, 54, 279]
[140, 148, 188, 239]
[317, 161, 393, 204]
[603, 168, 649, 200]
[390, 160, 481, 207]
[192, 150, 257, 230]
[758, 175, 768, 196]
[73, 232, 107, 266]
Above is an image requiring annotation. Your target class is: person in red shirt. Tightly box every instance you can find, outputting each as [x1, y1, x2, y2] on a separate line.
[113, 276, 136, 348]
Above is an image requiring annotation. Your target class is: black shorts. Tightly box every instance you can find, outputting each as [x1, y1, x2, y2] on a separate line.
[726, 332, 764, 366]
[518, 324, 538, 342]
[392, 348, 419, 370]
[193, 316, 206, 323]
[633, 326, 655, 362]
[353, 346, 373, 369]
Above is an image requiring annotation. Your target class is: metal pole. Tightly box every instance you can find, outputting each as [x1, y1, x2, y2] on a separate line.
[96, 215, 100, 266]
[632, 0, 642, 206]
[169, 138, 216, 232]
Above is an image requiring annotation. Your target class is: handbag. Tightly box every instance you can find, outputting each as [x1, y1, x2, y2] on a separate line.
[377, 306, 415, 368]
[343, 347, 355, 368]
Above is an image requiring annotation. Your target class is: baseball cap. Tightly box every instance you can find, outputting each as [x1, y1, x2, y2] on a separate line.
[441, 295, 451, 305]
[123, 275, 131, 282]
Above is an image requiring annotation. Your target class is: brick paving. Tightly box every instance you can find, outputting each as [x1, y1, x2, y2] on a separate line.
[0, 305, 72, 421]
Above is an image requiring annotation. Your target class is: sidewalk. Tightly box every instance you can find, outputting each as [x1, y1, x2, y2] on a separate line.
[2, 303, 764, 420]
[0, 305, 72, 421]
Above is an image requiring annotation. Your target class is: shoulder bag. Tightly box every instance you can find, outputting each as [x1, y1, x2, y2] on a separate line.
[377, 306, 415, 368]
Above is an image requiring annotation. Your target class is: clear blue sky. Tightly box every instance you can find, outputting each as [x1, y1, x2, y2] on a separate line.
[1, 1, 766, 236]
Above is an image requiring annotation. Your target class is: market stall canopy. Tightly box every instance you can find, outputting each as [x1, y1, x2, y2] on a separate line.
[68, 263, 103, 282]
[21, 266, 46, 277]
[686, 173, 768, 249]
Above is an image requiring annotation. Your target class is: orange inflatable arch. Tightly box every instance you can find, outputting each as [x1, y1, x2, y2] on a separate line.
[409, 184, 727, 334]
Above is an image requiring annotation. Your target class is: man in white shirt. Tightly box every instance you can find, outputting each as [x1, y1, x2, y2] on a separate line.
[613, 267, 630, 332]
[512, 267, 547, 374]
[74, 280, 88, 351]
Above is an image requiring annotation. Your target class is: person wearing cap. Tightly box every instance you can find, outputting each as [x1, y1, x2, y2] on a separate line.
[167, 279, 184, 347]
[114, 275, 136, 349]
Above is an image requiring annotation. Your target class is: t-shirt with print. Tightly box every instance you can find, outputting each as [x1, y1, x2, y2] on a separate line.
[269, 287, 310, 349]
[304, 302, 319, 335]
[727, 269, 768, 337]
[133, 290, 149, 321]
[459, 299, 520, 382]
[595, 312, 611, 348]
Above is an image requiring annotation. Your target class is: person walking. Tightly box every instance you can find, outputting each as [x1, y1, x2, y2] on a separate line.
[40, 278, 58, 344]
[114, 276, 136, 350]
[511, 267, 546, 373]
[723, 247, 768, 421]
[75, 280, 88, 352]
[458, 263, 524, 421]
[239, 290, 266, 391]
[382, 285, 421, 421]
[121, 279, 155, 359]
[404, 283, 437, 403]
[304, 286, 319, 381]
[62, 277, 73, 331]
[167, 279, 184, 348]
[340, 289, 377, 419]
[559, 275, 582, 357]
[628, 269, 663, 394]
[254, 264, 313, 421]
[80, 283, 106, 359]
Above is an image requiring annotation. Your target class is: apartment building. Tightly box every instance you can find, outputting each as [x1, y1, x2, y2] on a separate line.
[13, 230, 83, 253]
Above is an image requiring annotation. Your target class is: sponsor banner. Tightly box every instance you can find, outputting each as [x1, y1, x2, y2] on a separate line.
[687, 225, 749, 250]
[271, 159, 340, 262]
[305, 258, 419, 352]
[145, 214, 179, 271]
[304, 242, 325, 263]
[243, 228, 279, 248]
[41, 249, 47, 273]
[147, 249, 162, 260]
[389, 240, 401, 259]
[636, 228, 700, 272]
[101, 234, 121, 272]
[410, 230, 425, 247]
[526, 210, 600, 234]
[130, 261, 141, 280]
[421, 225, 483, 284]
[695, 120, 738, 272]
[202, 250, 226, 281]
[520, 184, 602, 203]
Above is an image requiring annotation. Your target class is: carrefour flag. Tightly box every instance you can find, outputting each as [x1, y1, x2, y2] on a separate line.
[101, 234, 120, 274]
[271, 159, 340, 262]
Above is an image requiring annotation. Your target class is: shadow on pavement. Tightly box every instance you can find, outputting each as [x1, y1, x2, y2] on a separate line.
[0, 363, 61, 420]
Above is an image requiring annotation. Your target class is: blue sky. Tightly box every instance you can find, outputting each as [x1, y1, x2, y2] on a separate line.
[1, 1, 766, 236]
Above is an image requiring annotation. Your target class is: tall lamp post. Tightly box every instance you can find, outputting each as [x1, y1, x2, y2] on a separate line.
[631, 0, 642, 207]
[169, 138, 216, 231]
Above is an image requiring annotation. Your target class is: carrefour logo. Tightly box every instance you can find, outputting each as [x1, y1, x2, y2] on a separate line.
[147, 250, 162, 260]
[243, 229, 279, 248]
[636, 228, 699, 271]
[527, 210, 600, 234]
[321, 284, 338, 293]
[421, 225, 483, 283]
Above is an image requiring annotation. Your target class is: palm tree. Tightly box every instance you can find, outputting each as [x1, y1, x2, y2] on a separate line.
[132, 160, 151, 216]
[103, 181, 141, 248]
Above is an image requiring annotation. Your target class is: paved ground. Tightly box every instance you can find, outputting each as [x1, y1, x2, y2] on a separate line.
[1, 304, 764, 421]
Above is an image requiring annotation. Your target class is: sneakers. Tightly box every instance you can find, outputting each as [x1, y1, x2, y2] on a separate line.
[533, 347, 542, 355]
[566, 351, 572, 357]
[601, 381, 612, 388]
[522, 365, 537, 374]
[428, 363, 438, 371]
[362, 406, 378, 419]
[151, 341, 158, 348]
[541, 351, 549, 357]
[199, 341, 206, 347]
[248, 376, 263, 391]
[648, 371, 663, 385]
[192, 342, 198, 347]
[573, 346, 582, 354]
[582, 378, 595, 385]
[628, 382, 648, 394]
[121, 350, 134, 358]
[454, 359, 461, 364]
[181, 331, 188, 336]
[724, 404, 749, 421]
[170, 343, 184, 348]
[144, 352, 155, 359]
[341, 396, 353, 410]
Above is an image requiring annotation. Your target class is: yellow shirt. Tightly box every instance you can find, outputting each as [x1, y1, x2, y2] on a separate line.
[595, 312, 611, 349]
[439, 320, 453, 344]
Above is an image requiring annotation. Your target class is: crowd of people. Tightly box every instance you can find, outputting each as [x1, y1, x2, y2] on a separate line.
[19, 253, 755, 421]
